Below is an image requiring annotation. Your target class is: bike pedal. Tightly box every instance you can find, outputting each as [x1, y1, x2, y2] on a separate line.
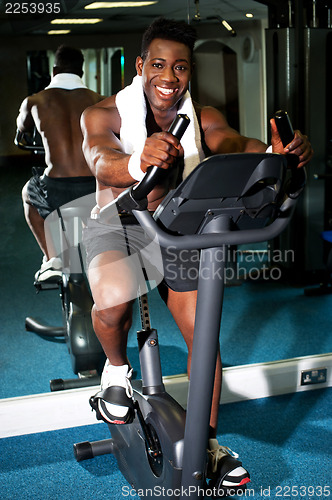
[34, 279, 61, 292]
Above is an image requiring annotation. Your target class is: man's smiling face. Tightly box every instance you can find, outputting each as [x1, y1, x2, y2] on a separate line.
[136, 38, 192, 114]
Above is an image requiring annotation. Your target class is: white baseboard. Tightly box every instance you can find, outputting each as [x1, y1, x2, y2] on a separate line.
[221, 352, 332, 403]
[1, 353, 331, 438]
[164, 352, 332, 406]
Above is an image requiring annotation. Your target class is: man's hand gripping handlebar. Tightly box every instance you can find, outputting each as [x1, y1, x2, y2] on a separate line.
[93, 114, 190, 222]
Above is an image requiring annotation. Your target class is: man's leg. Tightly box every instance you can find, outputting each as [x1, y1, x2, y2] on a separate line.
[22, 182, 49, 258]
[166, 288, 222, 437]
[166, 288, 250, 488]
[88, 249, 140, 362]
[22, 182, 62, 282]
[88, 249, 138, 424]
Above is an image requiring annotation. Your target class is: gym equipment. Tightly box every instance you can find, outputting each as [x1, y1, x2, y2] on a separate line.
[266, 27, 330, 282]
[15, 129, 105, 390]
[74, 114, 305, 498]
[304, 171, 332, 295]
[15, 128, 44, 154]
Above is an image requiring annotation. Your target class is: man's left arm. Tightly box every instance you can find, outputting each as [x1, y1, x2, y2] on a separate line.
[16, 96, 35, 133]
[201, 106, 313, 167]
[201, 106, 267, 155]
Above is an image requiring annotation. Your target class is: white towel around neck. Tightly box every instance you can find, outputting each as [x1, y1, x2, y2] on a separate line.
[115, 75, 204, 179]
[44, 73, 87, 90]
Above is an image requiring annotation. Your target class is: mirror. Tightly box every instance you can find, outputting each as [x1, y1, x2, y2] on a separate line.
[26, 46, 124, 95]
[2, 1, 329, 404]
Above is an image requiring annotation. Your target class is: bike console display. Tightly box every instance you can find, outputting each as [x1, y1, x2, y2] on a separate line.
[154, 153, 288, 236]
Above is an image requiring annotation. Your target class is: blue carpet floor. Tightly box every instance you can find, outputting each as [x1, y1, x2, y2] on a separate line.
[1, 388, 331, 499]
[1, 164, 331, 499]
[1, 165, 331, 398]
[2, 276, 332, 399]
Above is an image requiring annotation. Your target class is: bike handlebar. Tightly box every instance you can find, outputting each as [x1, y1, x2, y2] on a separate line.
[97, 114, 190, 220]
[274, 110, 296, 148]
[96, 110, 305, 249]
[14, 129, 44, 153]
[133, 199, 295, 250]
[131, 114, 190, 201]
[274, 110, 306, 196]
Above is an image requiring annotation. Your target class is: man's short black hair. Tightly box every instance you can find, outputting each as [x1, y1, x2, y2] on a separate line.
[141, 17, 197, 61]
[54, 45, 84, 76]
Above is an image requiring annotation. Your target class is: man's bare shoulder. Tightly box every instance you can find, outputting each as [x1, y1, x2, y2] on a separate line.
[82, 94, 121, 134]
[24, 92, 43, 107]
[72, 87, 105, 104]
[193, 102, 229, 133]
[41, 87, 103, 103]
[91, 94, 117, 109]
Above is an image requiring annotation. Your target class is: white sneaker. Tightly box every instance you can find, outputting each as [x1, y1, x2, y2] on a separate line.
[207, 438, 250, 489]
[35, 256, 62, 282]
[96, 360, 134, 424]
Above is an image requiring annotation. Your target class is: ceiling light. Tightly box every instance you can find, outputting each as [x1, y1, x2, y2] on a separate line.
[51, 19, 103, 24]
[48, 30, 71, 35]
[85, 1, 158, 9]
[207, 15, 236, 37]
[246, 13, 254, 18]
[221, 19, 233, 32]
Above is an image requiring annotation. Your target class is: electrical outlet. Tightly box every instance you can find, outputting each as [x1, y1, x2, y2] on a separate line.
[301, 368, 327, 386]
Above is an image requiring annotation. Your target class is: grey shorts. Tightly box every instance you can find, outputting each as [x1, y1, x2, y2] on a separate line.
[82, 214, 199, 292]
[27, 168, 96, 219]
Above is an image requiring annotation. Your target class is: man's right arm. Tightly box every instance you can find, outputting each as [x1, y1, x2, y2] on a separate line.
[81, 105, 136, 188]
[81, 104, 182, 189]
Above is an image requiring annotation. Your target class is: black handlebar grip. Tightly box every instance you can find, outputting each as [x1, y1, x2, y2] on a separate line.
[274, 110, 295, 148]
[168, 113, 191, 138]
[274, 111, 305, 194]
[132, 114, 190, 201]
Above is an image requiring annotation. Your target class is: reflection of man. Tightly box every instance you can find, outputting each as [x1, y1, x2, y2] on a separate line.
[81, 17, 313, 489]
[17, 45, 104, 282]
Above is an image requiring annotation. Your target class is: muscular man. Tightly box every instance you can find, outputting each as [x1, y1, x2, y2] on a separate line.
[81, 18, 313, 487]
[17, 45, 104, 281]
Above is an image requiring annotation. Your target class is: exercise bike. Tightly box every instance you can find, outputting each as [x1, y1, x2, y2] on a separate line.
[15, 129, 105, 390]
[73, 113, 305, 498]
